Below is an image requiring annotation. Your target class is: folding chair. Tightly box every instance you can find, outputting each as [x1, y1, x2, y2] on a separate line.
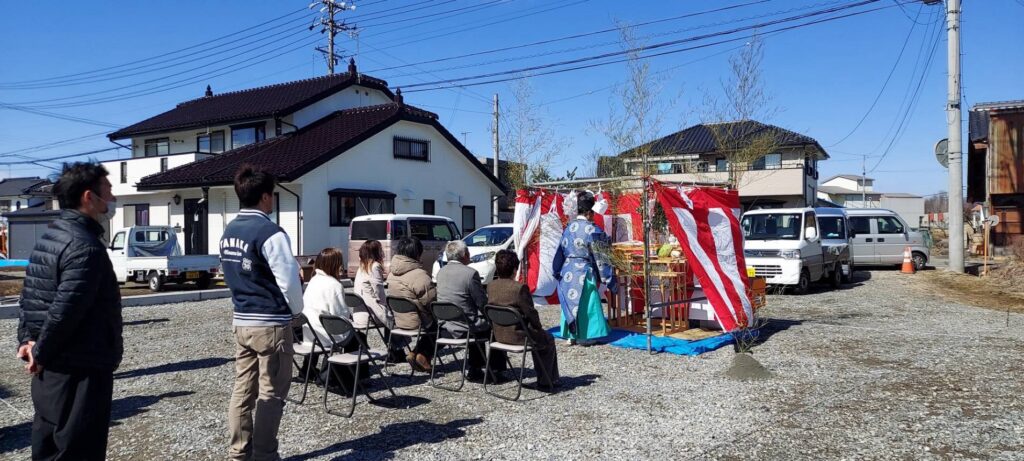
[319, 314, 398, 417]
[288, 313, 328, 404]
[483, 305, 554, 401]
[384, 295, 433, 376]
[430, 302, 487, 391]
[344, 292, 388, 344]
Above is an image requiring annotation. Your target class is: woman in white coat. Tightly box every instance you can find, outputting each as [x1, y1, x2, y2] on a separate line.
[301, 247, 353, 349]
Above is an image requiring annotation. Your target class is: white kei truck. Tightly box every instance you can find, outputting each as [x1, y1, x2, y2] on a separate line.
[107, 226, 220, 292]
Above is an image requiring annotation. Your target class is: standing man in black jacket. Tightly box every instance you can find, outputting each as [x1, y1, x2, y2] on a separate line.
[16, 162, 122, 461]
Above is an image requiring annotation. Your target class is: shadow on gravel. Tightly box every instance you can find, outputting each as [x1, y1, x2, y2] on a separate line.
[0, 384, 12, 400]
[123, 318, 170, 326]
[114, 357, 233, 380]
[748, 319, 803, 350]
[283, 417, 483, 461]
[0, 391, 192, 454]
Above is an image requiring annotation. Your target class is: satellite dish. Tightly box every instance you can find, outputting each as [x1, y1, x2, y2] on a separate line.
[934, 138, 949, 168]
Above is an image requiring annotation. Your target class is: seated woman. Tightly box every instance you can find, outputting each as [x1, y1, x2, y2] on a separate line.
[301, 247, 361, 383]
[385, 236, 437, 372]
[487, 250, 560, 389]
[353, 239, 391, 329]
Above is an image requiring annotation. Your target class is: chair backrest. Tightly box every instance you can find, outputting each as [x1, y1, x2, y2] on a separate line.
[484, 304, 524, 328]
[340, 278, 355, 289]
[319, 314, 357, 350]
[344, 292, 368, 314]
[293, 313, 328, 351]
[431, 302, 468, 323]
[386, 296, 419, 314]
[290, 313, 308, 330]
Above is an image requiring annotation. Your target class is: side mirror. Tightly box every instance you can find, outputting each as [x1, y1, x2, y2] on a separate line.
[848, 230, 856, 239]
[805, 227, 818, 241]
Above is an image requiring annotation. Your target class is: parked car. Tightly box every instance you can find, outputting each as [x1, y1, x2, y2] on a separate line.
[845, 208, 930, 270]
[431, 223, 514, 284]
[741, 207, 850, 294]
[346, 214, 461, 277]
[107, 226, 220, 292]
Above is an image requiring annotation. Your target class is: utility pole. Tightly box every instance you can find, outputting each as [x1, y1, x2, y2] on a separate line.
[492, 94, 500, 224]
[945, 0, 964, 273]
[461, 131, 470, 146]
[310, 0, 357, 75]
[861, 154, 867, 208]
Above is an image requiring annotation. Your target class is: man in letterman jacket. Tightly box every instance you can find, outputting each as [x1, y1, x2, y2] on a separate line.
[220, 165, 304, 461]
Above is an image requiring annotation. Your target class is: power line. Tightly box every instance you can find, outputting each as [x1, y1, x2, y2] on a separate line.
[0, 146, 124, 166]
[0, 103, 120, 128]
[0, 7, 309, 87]
[827, 2, 927, 147]
[359, 0, 504, 29]
[365, 0, 773, 74]
[868, 16, 943, 172]
[0, 131, 111, 158]
[397, 0, 888, 92]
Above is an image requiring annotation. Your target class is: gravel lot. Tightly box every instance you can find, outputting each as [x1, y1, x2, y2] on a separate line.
[2, 269, 1023, 460]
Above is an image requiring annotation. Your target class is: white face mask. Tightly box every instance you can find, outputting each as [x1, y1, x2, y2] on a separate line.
[94, 193, 116, 221]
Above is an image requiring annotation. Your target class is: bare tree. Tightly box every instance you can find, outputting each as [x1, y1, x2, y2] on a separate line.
[698, 35, 784, 190]
[588, 24, 676, 179]
[498, 78, 569, 189]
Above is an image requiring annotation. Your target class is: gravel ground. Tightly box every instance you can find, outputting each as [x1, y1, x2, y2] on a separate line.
[1, 270, 1023, 460]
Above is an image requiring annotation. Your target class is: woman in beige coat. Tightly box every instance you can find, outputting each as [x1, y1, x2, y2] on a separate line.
[385, 236, 437, 372]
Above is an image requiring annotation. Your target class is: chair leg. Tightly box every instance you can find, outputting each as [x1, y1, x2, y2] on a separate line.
[288, 353, 317, 405]
[347, 362, 360, 418]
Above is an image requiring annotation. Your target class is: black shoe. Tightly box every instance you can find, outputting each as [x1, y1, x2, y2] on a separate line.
[466, 369, 485, 381]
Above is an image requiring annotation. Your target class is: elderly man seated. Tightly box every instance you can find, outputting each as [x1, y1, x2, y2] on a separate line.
[435, 240, 507, 381]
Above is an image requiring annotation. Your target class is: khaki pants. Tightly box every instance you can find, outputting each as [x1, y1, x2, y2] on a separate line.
[228, 325, 294, 461]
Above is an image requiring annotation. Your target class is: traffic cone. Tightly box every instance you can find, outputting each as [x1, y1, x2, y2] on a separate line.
[900, 246, 915, 274]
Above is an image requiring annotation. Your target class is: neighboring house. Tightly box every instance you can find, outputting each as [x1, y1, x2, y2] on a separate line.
[607, 120, 829, 209]
[0, 177, 50, 214]
[105, 60, 504, 256]
[968, 100, 1024, 247]
[817, 175, 881, 209]
[816, 175, 925, 227]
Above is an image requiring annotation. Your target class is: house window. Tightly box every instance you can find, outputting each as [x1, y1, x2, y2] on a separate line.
[123, 204, 150, 227]
[394, 137, 430, 161]
[0, 200, 10, 213]
[328, 190, 396, 227]
[752, 153, 782, 170]
[696, 162, 709, 173]
[423, 199, 435, 215]
[120, 162, 128, 184]
[144, 138, 169, 157]
[231, 123, 266, 149]
[197, 130, 225, 153]
[160, 157, 168, 172]
[715, 158, 728, 172]
[462, 206, 476, 234]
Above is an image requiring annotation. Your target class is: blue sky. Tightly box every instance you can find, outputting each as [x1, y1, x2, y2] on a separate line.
[1, 0, 1022, 197]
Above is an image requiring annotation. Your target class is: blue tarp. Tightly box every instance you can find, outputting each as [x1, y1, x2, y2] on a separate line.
[0, 259, 29, 268]
[547, 326, 738, 356]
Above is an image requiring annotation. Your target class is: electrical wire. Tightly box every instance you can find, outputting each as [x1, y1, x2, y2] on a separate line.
[0, 103, 120, 128]
[827, 2, 927, 147]
[396, 0, 887, 91]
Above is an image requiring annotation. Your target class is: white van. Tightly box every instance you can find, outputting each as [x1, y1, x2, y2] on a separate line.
[346, 214, 461, 278]
[741, 207, 849, 294]
[845, 208, 930, 270]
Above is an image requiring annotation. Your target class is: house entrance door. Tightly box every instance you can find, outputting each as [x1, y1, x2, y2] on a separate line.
[183, 198, 208, 255]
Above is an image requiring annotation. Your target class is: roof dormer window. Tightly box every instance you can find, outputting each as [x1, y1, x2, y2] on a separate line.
[231, 123, 266, 149]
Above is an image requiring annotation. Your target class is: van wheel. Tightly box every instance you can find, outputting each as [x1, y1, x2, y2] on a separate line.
[829, 263, 842, 288]
[792, 269, 811, 295]
[912, 252, 927, 271]
[148, 272, 164, 292]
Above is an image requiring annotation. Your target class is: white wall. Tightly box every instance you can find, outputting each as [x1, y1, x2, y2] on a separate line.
[292, 85, 392, 128]
[881, 196, 926, 229]
[824, 177, 874, 192]
[104, 154, 213, 197]
[127, 120, 273, 158]
[297, 120, 498, 254]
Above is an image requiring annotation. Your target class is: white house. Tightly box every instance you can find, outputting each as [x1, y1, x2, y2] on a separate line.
[104, 60, 504, 256]
[608, 120, 829, 209]
[817, 175, 925, 227]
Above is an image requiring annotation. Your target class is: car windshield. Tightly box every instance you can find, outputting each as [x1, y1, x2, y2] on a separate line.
[463, 227, 513, 247]
[741, 213, 802, 240]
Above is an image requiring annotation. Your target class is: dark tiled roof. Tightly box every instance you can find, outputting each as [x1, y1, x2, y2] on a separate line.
[136, 103, 504, 192]
[0, 177, 49, 197]
[968, 109, 989, 143]
[108, 69, 393, 140]
[620, 120, 827, 159]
